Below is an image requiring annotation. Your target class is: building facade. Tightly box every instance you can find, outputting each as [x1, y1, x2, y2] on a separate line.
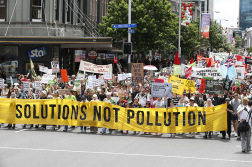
[0, 0, 113, 82]
[239, 0, 252, 31]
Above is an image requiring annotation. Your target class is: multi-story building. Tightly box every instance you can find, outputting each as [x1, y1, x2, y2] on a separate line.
[0, 0, 112, 80]
[239, 0, 252, 31]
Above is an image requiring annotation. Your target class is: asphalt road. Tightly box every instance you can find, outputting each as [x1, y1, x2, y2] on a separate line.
[0, 125, 251, 167]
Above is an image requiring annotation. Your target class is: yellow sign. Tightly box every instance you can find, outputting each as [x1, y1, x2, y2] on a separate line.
[0, 99, 227, 133]
[185, 80, 195, 93]
[168, 75, 186, 95]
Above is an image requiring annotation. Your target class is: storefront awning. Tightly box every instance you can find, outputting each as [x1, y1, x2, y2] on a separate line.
[0, 36, 112, 48]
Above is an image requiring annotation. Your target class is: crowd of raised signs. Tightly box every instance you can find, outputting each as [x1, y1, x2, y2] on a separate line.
[0, 52, 252, 152]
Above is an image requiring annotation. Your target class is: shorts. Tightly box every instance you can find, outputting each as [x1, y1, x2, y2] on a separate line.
[231, 114, 238, 121]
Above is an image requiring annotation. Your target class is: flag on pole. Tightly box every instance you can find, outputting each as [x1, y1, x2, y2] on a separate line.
[174, 51, 181, 65]
[30, 59, 37, 78]
[113, 56, 118, 64]
[190, 57, 194, 64]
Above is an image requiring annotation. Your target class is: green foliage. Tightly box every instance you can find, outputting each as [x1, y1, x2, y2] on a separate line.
[99, 0, 177, 54]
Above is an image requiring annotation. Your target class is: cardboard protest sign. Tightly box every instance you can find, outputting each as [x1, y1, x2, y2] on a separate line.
[236, 67, 245, 79]
[0, 78, 4, 88]
[131, 63, 144, 84]
[118, 74, 127, 81]
[245, 57, 252, 64]
[77, 73, 85, 80]
[173, 65, 181, 75]
[151, 83, 172, 98]
[58, 89, 67, 96]
[191, 67, 222, 79]
[35, 81, 42, 90]
[168, 76, 186, 95]
[155, 78, 164, 83]
[51, 61, 60, 73]
[47, 69, 52, 75]
[103, 73, 112, 80]
[79, 60, 112, 74]
[205, 80, 223, 94]
[23, 82, 30, 92]
[74, 80, 81, 87]
[184, 80, 195, 93]
[39, 66, 48, 74]
[61, 69, 69, 82]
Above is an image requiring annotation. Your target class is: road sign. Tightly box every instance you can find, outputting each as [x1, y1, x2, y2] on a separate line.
[128, 29, 135, 33]
[113, 24, 137, 29]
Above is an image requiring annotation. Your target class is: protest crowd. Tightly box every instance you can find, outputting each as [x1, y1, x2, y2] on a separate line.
[0, 51, 252, 153]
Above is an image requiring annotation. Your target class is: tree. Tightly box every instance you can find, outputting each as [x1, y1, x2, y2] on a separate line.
[99, 0, 178, 54]
[209, 20, 226, 51]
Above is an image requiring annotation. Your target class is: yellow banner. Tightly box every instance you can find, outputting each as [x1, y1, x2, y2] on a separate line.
[0, 99, 227, 133]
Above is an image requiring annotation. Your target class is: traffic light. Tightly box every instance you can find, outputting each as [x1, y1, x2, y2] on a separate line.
[123, 42, 132, 55]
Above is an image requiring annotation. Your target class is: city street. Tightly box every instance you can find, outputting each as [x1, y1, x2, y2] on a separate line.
[0, 125, 251, 167]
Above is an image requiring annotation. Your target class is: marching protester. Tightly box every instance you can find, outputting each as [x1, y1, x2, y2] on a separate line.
[1, 50, 252, 155]
[237, 100, 252, 153]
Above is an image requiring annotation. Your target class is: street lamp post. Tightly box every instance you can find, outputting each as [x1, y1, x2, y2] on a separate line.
[127, 0, 131, 73]
[178, 0, 182, 58]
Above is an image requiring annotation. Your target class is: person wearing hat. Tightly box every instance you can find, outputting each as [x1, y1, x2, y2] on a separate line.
[237, 100, 252, 153]
[236, 97, 250, 140]
[186, 97, 198, 138]
[220, 98, 234, 139]
[63, 89, 77, 132]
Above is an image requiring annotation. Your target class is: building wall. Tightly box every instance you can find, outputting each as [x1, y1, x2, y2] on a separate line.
[0, 0, 109, 37]
[239, 0, 252, 31]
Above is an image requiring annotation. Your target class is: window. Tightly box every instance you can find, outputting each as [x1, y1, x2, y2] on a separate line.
[0, 0, 6, 21]
[54, 0, 59, 21]
[32, 0, 44, 21]
[67, 0, 71, 23]
[77, 0, 81, 24]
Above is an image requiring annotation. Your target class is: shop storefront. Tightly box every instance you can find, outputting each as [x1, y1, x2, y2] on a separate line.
[0, 36, 112, 82]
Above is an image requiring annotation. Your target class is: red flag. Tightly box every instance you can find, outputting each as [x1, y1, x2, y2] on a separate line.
[206, 58, 212, 67]
[190, 57, 194, 64]
[174, 51, 181, 65]
[114, 56, 118, 64]
[199, 79, 206, 93]
[185, 66, 192, 79]
[155, 78, 164, 83]
[237, 55, 243, 61]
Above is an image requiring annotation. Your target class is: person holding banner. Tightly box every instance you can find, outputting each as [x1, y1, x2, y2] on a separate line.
[63, 89, 77, 132]
[221, 98, 233, 139]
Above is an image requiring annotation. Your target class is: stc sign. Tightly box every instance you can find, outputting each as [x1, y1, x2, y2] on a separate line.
[28, 47, 48, 59]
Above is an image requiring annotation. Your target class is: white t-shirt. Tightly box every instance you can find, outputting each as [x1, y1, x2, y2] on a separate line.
[186, 103, 198, 107]
[239, 108, 252, 126]
[153, 100, 164, 108]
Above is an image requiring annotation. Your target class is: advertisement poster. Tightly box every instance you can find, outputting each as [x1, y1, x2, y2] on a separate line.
[201, 13, 210, 38]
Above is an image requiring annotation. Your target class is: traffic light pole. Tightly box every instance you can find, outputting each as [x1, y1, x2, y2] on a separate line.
[127, 0, 131, 73]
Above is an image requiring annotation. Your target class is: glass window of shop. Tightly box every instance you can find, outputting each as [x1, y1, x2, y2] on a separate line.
[0, 46, 18, 84]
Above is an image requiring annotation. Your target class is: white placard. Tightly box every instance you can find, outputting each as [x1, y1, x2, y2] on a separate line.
[151, 83, 172, 98]
[125, 73, 132, 78]
[51, 61, 60, 73]
[79, 60, 112, 74]
[0, 78, 4, 88]
[23, 82, 30, 92]
[93, 79, 99, 87]
[77, 73, 85, 80]
[35, 81, 42, 90]
[47, 69, 53, 75]
[99, 78, 105, 85]
[236, 67, 245, 79]
[39, 66, 48, 74]
[103, 73, 112, 80]
[118, 74, 127, 81]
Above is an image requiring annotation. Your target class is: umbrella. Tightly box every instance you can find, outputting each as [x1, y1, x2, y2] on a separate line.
[144, 65, 158, 71]
[231, 79, 247, 86]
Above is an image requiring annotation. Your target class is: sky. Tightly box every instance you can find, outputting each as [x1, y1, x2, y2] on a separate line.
[214, 0, 239, 28]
